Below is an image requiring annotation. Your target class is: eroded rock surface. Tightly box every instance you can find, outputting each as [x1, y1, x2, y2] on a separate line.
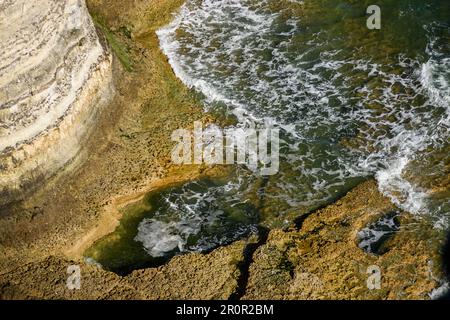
[243, 180, 444, 300]
[0, 0, 113, 205]
[0, 238, 252, 300]
[0, 0, 445, 301]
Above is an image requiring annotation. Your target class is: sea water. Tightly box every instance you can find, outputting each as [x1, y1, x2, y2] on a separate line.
[87, 0, 450, 270]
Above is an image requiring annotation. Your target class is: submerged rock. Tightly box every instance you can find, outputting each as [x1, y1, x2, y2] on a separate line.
[0, 0, 113, 205]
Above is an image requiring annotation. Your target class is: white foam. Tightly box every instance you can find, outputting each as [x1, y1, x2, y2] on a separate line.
[157, 0, 450, 226]
[134, 178, 256, 257]
[429, 282, 450, 300]
[135, 220, 192, 257]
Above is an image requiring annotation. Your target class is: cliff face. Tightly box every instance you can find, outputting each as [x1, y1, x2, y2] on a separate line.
[0, 0, 113, 205]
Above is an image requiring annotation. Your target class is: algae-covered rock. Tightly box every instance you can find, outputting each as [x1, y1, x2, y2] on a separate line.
[121, 237, 256, 300]
[0, 238, 255, 300]
[243, 180, 444, 300]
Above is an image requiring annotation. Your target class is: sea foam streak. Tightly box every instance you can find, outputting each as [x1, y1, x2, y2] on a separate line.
[149, 0, 450, 256]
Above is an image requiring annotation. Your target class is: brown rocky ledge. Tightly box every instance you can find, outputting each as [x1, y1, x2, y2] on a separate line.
[243, 180, 444, 300]
[0, 237, 256, 300]
[0, 178, 445, 300]
[0, 0, 446, 300]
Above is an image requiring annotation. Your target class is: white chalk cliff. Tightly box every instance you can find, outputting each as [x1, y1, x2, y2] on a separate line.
[0, 0, 113, 205]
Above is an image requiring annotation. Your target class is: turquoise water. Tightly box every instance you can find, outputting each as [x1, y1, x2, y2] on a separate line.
[89, 0, 450, 267]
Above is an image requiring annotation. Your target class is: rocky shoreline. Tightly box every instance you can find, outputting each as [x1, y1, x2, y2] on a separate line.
[0, 0, 447, 300]
[0, 0, 210, 276]
[1, 179, 444, 299]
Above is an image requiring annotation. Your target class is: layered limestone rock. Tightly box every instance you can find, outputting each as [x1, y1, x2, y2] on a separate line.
[0, 0, 113, 205]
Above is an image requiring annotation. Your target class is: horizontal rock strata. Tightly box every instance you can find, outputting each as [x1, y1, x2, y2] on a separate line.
[0, 0, 113, 205]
